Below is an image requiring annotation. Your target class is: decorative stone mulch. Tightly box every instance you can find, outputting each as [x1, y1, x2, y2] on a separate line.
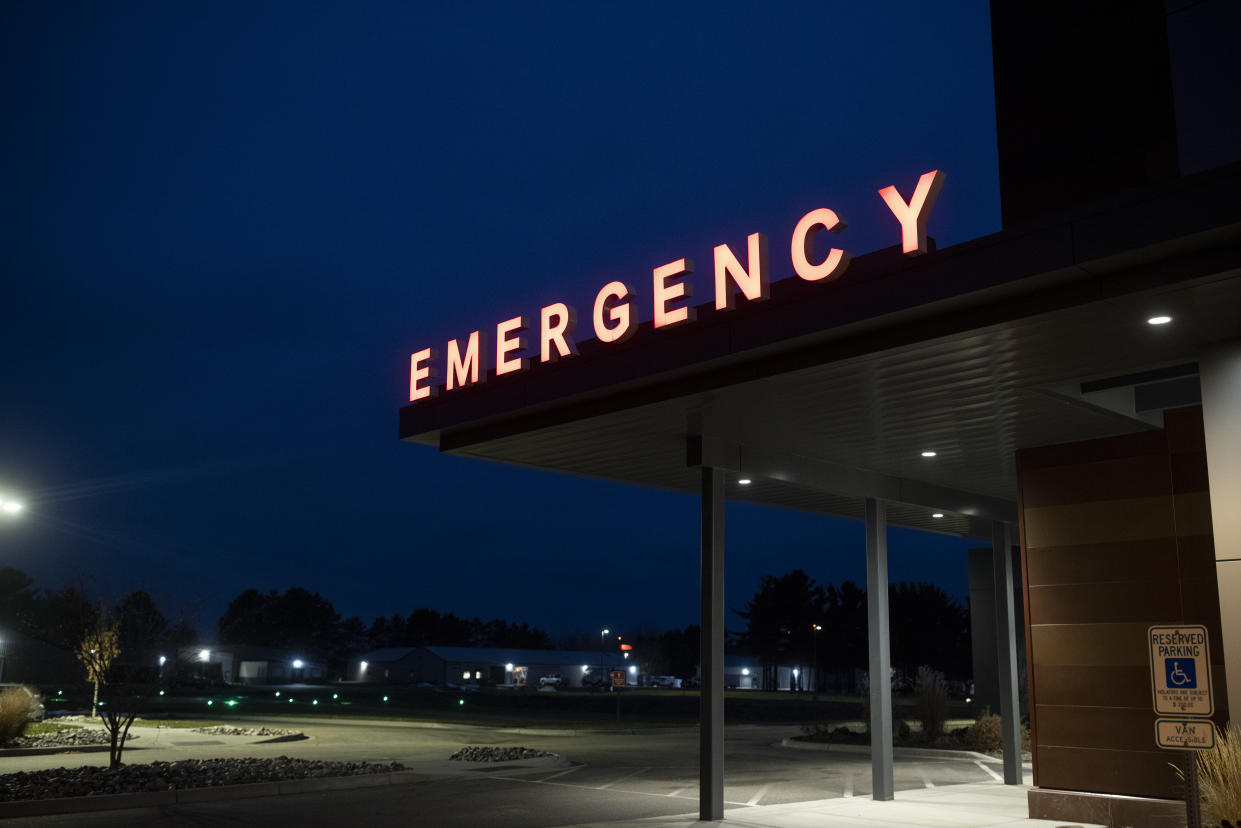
[449, 745, 557, 762]
[0, 757, 406, 801]
[188, 726, 300, 738]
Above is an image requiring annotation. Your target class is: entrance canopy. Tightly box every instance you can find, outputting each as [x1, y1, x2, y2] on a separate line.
[401, 166, 1241, 540]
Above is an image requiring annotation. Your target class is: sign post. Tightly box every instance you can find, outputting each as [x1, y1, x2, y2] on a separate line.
[1148, 625, 1215, 828]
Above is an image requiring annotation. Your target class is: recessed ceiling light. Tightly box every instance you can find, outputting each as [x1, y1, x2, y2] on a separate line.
[1147, 315, 1172, 325]
[920, 450, 937, 458]
[932, 512, 944, 519]
[737, 478, 752, 485]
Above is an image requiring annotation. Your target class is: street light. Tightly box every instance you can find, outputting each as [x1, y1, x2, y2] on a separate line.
[0, 495, 23, 516]
[811, 624, 823, 701]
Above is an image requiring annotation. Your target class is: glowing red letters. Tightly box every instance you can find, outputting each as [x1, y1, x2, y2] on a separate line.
[409, 170, 944, 401]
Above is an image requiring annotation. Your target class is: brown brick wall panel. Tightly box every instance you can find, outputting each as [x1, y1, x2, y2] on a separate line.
[1025, 537, 1179, 587]
[1035, 745, 1182, 799]
[1021, 407, 1222, 802]
[1170, 450, 1210, 494]
[1028, 580, 1180, 625]
[1025, 496, 1176, 548]
[1165, 405, 1206, 453]
[1180, 576, 1226, 642]
[1173, 491, 1214, 536]
[1021, 454, 1173, 508]
[1177, 534, 1218, 578]
[1035, 704, 1158, 752]
[1031, 622, 1154, 667]
[1017, 429, 1168, 471]
[1032, 665, 1152, 708]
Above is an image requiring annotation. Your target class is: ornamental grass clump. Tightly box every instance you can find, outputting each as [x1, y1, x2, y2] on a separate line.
[1196, 721, 1241, 827]
[0, 686, 41, 745]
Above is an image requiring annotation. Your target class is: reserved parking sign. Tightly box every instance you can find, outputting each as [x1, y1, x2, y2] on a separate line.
[1148, 625, 1213, 717]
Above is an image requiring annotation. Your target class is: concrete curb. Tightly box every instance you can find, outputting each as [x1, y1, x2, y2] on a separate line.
[0, 744, 114, 758]
[779, 737, 1002, 763]
[0, 769, 434, 819]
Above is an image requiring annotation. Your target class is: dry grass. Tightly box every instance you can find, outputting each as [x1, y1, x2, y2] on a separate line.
[1197, 721, 1241, 826]
[913, 666, 949, 738]
[0, 686, 42, 744]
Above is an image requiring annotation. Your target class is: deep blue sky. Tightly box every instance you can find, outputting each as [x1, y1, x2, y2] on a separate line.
[0, 2, 1000, 641]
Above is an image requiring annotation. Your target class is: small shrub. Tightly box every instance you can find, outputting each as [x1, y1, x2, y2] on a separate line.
[1197, 722, 1241, 827]
[913, 666, 949, 739]
[968, 713, 1003, 753]
[801, 722, 832, 741]
[0, 686, 41, 744]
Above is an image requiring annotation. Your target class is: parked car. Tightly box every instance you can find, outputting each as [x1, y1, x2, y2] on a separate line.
[645, 675, 682, 689]
[538, 674, 564, 688]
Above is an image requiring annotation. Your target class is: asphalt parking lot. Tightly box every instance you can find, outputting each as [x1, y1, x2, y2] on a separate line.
[1, 717, 1024, 826]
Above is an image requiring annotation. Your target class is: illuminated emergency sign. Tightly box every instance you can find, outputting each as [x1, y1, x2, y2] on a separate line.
[409, 170, 945, 402]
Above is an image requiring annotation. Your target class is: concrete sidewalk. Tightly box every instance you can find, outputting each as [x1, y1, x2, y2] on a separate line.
[566, 780, 1106, 828]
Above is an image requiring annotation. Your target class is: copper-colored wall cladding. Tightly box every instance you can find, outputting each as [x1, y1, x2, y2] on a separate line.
[1018, 406, 1227, 801]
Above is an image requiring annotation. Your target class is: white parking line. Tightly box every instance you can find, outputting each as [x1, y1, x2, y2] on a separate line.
[842, 774, 853, 798]
[974, 760, 1004, 782]
[921, 774, 935, 788]
[746, 783, 772, 806]
[666, 786, 690, 798]
[597, 767, 650, 789]
[539, 765, 584, 782]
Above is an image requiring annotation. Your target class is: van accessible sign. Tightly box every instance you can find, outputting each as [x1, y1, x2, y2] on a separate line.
[409, 170, 946, 402]
[1154, 717, 1216, 751]
[1148, 625, 1213, 716]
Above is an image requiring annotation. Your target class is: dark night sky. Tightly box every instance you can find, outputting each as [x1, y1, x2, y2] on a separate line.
[0, 2, 1000, 641]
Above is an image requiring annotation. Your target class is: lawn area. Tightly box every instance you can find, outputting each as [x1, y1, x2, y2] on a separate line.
[132, 719, 227, 729]
[23, 721, 82, 736]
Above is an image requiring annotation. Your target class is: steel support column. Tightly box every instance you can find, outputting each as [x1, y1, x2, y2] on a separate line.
[865, 497, 894, 801]
[699, 466, 725, 821]
[993, 521, 1022, 784]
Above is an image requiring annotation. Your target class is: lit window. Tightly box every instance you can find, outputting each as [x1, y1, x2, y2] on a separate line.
[475, 671, 481, 679]
[463, 670, 470, 680]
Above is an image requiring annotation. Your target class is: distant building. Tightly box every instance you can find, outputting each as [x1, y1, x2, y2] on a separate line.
[349, 646, 639, 687]
[178, 645, 327, 685]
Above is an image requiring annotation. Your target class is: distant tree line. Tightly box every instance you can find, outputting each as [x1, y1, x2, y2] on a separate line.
[733, 569, 970, 692]
[0, 567, 197, 667]
[216, 588, 555, 674]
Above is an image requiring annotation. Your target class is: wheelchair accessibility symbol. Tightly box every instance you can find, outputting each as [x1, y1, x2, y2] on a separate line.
[1165, 658, 1197, 689]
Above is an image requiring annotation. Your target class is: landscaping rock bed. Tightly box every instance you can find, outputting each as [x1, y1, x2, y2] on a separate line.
[449, 746, 557, 762]
[0, 757, 406, 802]
[7, 728, 113, 749]
[189, 726, 300, 738]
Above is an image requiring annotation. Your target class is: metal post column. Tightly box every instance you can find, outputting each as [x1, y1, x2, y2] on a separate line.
[699, 466, 725, 821]
[865, 497, 894, 801]
[993, 521, 1022, 784]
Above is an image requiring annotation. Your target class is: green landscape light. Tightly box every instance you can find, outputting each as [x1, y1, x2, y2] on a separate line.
[458, 699, 464, 706]
[275, 691, 281, 697]
[312, 699, 319, 705]
[288, 698, 294, 703]
[332, 693, 339, 700]
[206, 700, 213, 706]
[225, 700, 238, 707]
[382, 695, 389, 702]
[159, 690, 165, 696]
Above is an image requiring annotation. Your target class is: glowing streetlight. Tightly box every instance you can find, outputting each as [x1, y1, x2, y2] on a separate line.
[198, 649, 210, 662]
[0, 495, 23, 516]
[292, 658, 304, 669]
